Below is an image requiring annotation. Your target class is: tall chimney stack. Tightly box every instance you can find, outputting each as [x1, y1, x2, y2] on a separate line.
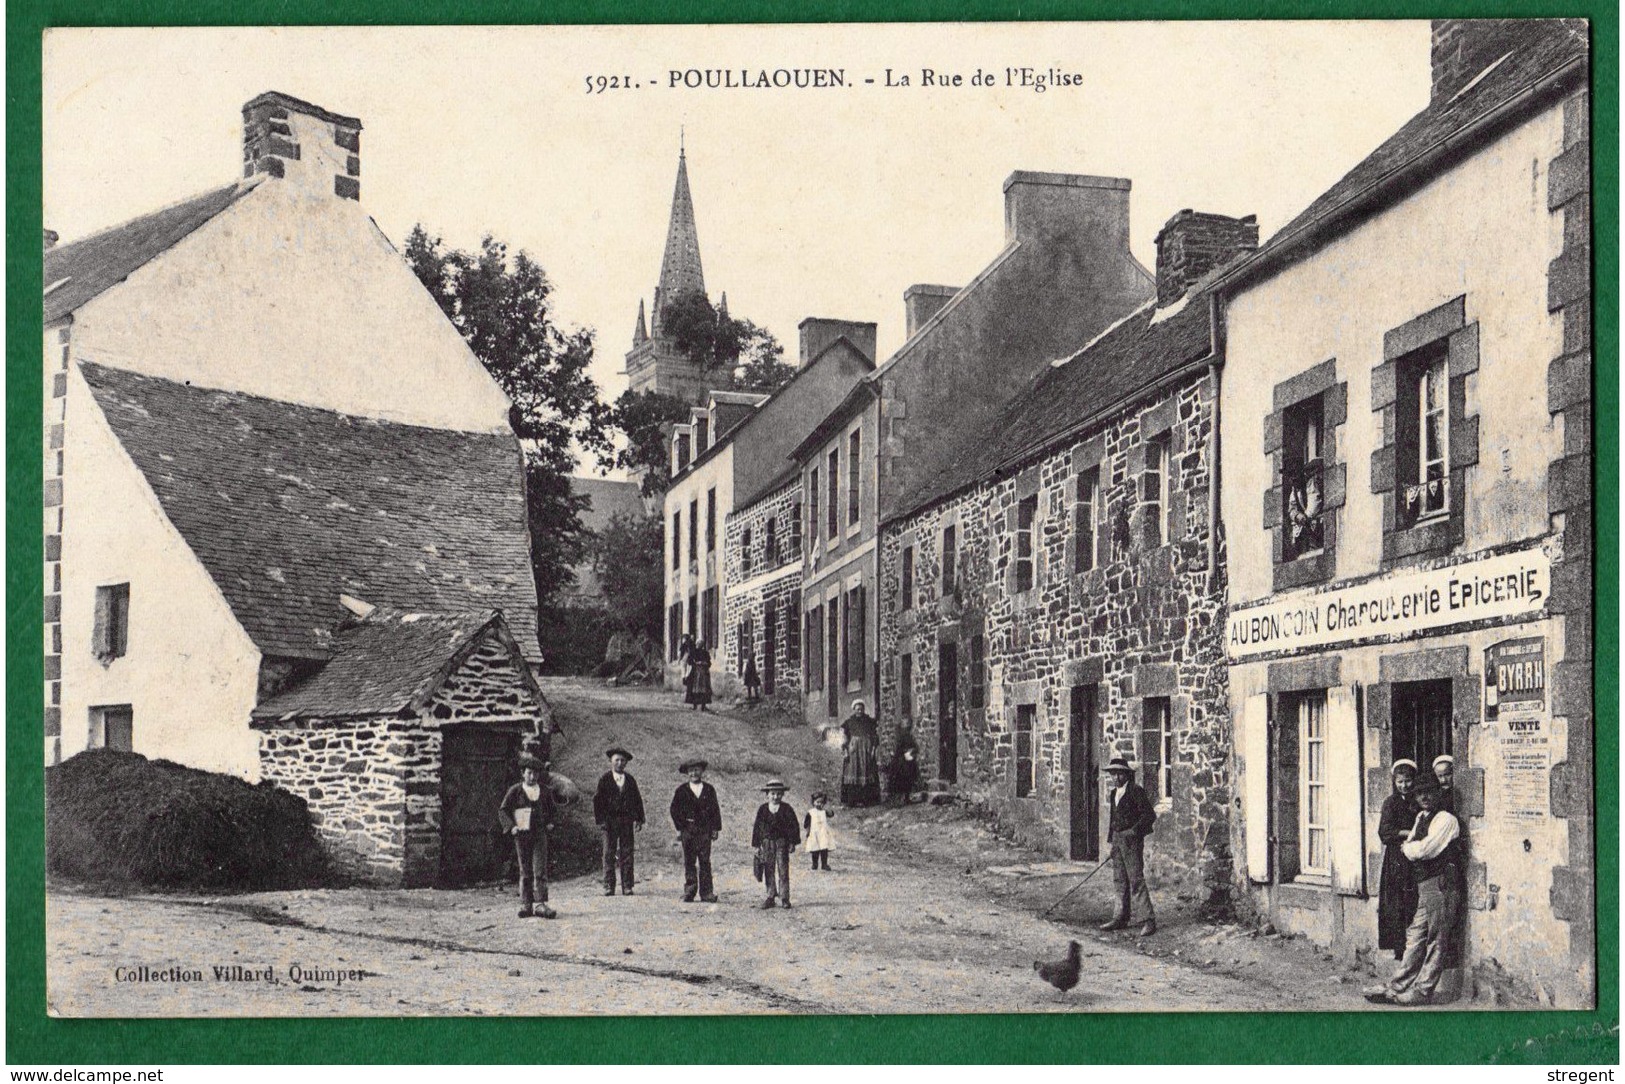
[798, 317, 878, 366]
[1153, 209, 1259, 305]
[242, 91, 364, 201]
[903, 285, 958, 338]
[1003, 171, 1132, 247]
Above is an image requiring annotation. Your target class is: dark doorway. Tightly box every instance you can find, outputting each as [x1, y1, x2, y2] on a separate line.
[763, 603, 777, 696]
[1392, 679, 1453, 773]
[439, 724, 525, 886]
[938, 641, 959, 783]
[1069, 684, 1101, 861]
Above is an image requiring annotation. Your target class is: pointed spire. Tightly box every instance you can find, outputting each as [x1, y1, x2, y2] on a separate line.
[656, 141, 706, 310]
[718, 291, 729, 319]
[634, 298, 648, 344]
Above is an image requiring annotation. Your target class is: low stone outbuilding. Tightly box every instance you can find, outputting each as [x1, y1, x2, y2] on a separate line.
[252, 609, 549, 887]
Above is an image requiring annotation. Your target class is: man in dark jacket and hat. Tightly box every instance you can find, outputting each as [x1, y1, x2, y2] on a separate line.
[670, 758, 722, 902]
[498, 753, 557, 919]
[593, 746, 645, 895]
[1100, 757, 1158, 936]
[751, 779, 800, 909]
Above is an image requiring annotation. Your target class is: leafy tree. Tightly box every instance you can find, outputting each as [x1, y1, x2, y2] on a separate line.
[609, 389, 692, 497]
[589, 510, 666, 641]
[404, 226, 608, 624]
[660, 289, 792, 393]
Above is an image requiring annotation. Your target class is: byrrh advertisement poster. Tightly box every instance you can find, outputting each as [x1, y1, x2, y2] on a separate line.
[19, 9, 1608, 1071]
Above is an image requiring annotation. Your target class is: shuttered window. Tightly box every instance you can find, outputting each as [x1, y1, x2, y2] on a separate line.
[941, 524, 957, 594]
[806, 605, 823, 691]
[848, 430, 862, 526]
[1299, 693, 1329, 876]
[1326, 687, 1366, 895]
[742, 529, 753, 577]
[901, 547, 914, 610]
[827, 449, 840, 539]
[1015, 494, 1038, 592]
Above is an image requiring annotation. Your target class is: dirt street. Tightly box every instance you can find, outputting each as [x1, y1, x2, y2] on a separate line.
[47, 681, 1400, 1016]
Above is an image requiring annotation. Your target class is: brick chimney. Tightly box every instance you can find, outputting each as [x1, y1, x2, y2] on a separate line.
[1153, 209, 1259, 305]
[799, 317, 878, 365]
[242, 91, 364, 201]
[903, 285, 958, 338]
[1003, 171, 1132, 248]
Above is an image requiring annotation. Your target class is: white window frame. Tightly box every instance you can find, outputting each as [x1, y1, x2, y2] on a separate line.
[1299, 692, 1330, 878]
[1015, 493, 1038, 593]
[1075, 467, 1099, 573]
[1144, 437, 1170, 547]
[1416, 356, 1450, 521]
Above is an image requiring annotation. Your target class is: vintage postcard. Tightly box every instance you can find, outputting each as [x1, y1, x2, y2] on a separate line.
[38, 19, 1596, 1021]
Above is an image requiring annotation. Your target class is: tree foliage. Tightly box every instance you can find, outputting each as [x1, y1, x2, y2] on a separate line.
[609, 389, 692, 497]
[661, 289, 792, 393]
[404, 225, 606, 623]
[404, 226, 613, 461]
[589, 510, 666, 641]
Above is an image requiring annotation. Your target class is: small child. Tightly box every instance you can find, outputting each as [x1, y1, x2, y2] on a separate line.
[804, 791, 835, 870]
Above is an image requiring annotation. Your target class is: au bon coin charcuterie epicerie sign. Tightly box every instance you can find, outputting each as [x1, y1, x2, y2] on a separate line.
[1226, 546, 1551, 660]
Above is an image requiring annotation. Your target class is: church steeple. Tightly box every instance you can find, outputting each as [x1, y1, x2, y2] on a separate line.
[633, 298, 648, 345]
[656, 146, 706, 312]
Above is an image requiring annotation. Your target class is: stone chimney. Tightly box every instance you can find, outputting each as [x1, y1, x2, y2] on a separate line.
[1003, 171, 1132, 248]
[1153, 209, 1259, 305]
[242, 91, 364, 201]
[903, 285, 958, 338]
[799, 317, 878, 365]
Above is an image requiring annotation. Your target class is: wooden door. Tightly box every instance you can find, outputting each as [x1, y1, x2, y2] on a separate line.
[1069, 684, 1101, 861]
[439, 724, 525, 886]
[938, 641, 959, 783]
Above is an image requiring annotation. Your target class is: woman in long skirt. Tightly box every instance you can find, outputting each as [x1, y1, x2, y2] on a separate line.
[840, 701, 882, 806]
[1376, 759, 1421, 959]
[685, 640, 713, 712]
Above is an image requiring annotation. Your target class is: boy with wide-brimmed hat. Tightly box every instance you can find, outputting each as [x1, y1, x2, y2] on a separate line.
[498, 753, 558, 919]
[1100, 756, 1158, 937]
[750, 779, 800, 908]
[592, 746, 645, 896]
[670, 758, 722, 902]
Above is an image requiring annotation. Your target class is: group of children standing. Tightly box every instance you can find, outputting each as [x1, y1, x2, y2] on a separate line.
[501, 743, 838, 917]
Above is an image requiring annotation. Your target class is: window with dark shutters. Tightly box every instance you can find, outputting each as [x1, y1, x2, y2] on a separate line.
[901, 546, 914, 610]
[1015, 704, 1036, 797]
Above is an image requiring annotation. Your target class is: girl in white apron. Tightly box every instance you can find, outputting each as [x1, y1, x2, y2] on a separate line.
[803, 791, 835, 870]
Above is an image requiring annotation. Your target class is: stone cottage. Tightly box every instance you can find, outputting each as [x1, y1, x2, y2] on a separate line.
[253, 610, 544, 886]
[1215, 19, 1593, 1005]
[44, 91, 547, 885]
[877, 209, 1257, 906]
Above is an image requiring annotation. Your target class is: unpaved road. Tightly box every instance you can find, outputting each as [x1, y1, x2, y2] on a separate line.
[47, 682, 1351, 1017]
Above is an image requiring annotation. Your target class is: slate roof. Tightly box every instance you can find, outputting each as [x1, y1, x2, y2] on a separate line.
[251, 610, 522, 720]
[44, 179, 260, 323]
[1222, 19, 1587, 289]
[892, 291, 1214, 523]
[81, 362, 540, 660]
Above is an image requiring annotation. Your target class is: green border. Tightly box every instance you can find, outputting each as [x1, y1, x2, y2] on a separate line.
[8, 0, 1617, 1065]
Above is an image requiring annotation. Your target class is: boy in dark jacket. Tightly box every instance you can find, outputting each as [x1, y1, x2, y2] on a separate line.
[751, 779, 800, 909]
[670, 758, 722, 902]
[593, 746, 645, 896]
[499, 754, 557, 918]
[1099, 757, 1158, 936]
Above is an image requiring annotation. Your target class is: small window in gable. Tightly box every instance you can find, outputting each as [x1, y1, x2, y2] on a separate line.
[93, 583, 130, 661]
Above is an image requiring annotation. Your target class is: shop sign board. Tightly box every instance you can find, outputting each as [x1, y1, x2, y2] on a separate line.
[1226, 547, 1550, 661]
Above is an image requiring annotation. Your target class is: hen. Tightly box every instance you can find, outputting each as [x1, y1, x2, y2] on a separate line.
[1033, 940, 1082, 994]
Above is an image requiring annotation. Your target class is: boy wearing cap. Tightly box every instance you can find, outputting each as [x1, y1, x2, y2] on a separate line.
[670, 759, 722, 902]
[499, 756, 558, 919]
[593, 747, 646, 896]
[1100, 756, 1158, 937]
[751, 781, 800, 908]
[1364, 777, 1463, 1005]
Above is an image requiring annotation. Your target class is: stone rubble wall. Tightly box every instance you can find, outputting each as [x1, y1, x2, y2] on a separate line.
[879, 371, 1233, 904]
[256, 714, 441, 887]
[723, 480, 803, 696]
